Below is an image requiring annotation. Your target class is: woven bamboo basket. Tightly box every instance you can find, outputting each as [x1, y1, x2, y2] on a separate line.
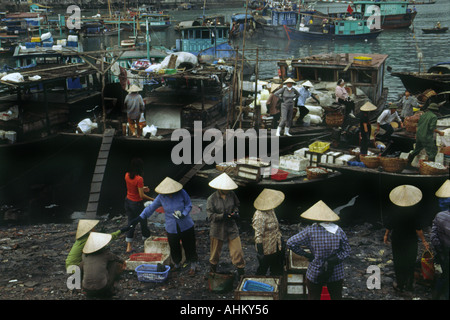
[325, 112, 344, 127]
[404, 118, 418, 133]
[380, 157, 408, 173]
[419, 161, 448, 175]
[360, 155, 380, 169]
[306, 166, 329, 180]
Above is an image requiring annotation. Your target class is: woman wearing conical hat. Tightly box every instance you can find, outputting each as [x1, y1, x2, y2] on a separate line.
[359, 101, 377, 156]
[430, 180, 450, 299]
[252, 189, 285, 276]
[65, 219, 124, 271]
[130, 177, 198, 275]
[80, 232, 125, 298]
[383, 185, 430, 293]
[125, 83, 145, 138]
[206, 173, 245, 277]
[274, 78, 300, 137]
[286, 200, 351, 300]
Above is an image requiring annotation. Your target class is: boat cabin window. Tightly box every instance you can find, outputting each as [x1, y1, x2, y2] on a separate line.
[195, 30, 201, 38]
[316, 69, 335, 82]
[201, 30, 210, 39]
[355, 69, 373, 84]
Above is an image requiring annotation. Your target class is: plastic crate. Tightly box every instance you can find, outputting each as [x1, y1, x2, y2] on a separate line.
[309, 141, 330, 153]
[242, 280, 274, 292]
[130, 253, 163, 262]
[42, 42, 53, 47]
[271, 168, 289, 181]
[135, 264, 170, 283]
[67, 41, 78, 47]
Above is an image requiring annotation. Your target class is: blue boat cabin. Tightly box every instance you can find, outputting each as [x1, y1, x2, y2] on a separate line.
[176, 26, 230, 53]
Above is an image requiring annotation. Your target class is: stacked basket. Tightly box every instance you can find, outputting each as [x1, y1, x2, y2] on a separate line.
[404, 112, 423, 133]
[360, 155, 380, 169]
[419, 161, 448, 175]
[306, 166, 329, 180]
[380, 157, 408, 173]
[325, 112, 344, 127]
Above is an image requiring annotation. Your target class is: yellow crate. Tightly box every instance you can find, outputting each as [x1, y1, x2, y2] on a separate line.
[308, 141, 330, 153]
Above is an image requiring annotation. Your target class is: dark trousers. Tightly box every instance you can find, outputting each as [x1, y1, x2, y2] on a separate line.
[167, 225, 198, 265]
[391, 232, 417, 290]
[433, 249, 449, 300]
[271, 112, 281, 129]
[296, 105, 310, 123]
[360, 130, 370, 155]
[256, 249, 284, 276]
[378, 123, 394, 141]
[306, 279, 343, 300]
[124, 197, 150, 242]
[338, 98, 355, 115]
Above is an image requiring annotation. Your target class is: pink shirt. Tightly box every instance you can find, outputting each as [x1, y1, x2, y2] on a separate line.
[335, 85, 348, 102]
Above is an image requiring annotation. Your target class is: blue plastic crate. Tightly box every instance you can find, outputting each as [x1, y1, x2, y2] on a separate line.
[25, 42, 36, 49]
[42, 42, 53, 47]
[135, 264, 170, 283]
[242, 280, 274, 292]
[67, 41, 78, 47]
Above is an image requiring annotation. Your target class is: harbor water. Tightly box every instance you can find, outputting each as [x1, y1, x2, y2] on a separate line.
[0, 1, 449, 226]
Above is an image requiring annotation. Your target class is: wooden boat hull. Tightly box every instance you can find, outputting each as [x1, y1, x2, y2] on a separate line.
[390, 72, 450, 94]
[379, 12, 417, 29]
[422, 27, 448, 34]
[284, 26, 382, 41]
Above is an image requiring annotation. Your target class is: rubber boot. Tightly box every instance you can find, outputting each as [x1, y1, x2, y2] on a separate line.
[284, 127, 292, 136]
[237, 268, 245, 280]
[276, 126, 282, 137]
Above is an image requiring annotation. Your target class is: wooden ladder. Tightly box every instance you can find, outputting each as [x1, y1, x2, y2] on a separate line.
[85, 128, 115, 218]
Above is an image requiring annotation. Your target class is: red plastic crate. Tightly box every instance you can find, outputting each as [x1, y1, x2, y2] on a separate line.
[129, 253, 163, 262]
[271, 168, 289, 181]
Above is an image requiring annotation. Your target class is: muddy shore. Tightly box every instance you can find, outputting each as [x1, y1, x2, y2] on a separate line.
[0, 205, 439, 302]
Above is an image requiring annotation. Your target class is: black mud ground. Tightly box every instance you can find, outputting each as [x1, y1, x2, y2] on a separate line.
[0, 212, 439, 301]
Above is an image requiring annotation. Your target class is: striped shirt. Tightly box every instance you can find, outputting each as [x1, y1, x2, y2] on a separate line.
[287, 223, 351, 283]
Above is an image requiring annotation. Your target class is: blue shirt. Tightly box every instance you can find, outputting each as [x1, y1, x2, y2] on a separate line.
[287, 223, 351, 283]
[297, 86, 312, 106]
[140, 189, 194, 234]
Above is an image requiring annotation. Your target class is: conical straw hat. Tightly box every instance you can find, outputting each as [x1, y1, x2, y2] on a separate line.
[127, 84, 142, 93]
[154, 177, 183, 194]
[270, 83, 281, 93]
[76, 219, 99, 239]
[360, 101, 377, 112]
[209, 173, 238, 190]
[435, 179, 450, 198]
[82, 232, 112, 254]
[254, 188, 285, 211]
[302, 80, 314, 88]
[389, 185, 422, 207]
[283, 78, 296, 84]
[300, 200, 340, 222]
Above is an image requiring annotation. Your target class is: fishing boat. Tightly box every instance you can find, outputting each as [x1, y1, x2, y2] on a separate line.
[0, 63, 102, 144]
[349, 1, 417, 29]
[79, 22, 122, 37]
[390, 62, 450, 95]
[138, 13, 171, 31]
[283, 18, 382, 41]
[422, 27, 448, 34]
[253, 6, 301, 37]
[3, 12, 46, 35]
[174, 14, 227, 32]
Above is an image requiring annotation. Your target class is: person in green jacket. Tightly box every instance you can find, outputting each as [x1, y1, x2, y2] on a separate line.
[65, 219, 126, 271]
[408, 103, 445, 163]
